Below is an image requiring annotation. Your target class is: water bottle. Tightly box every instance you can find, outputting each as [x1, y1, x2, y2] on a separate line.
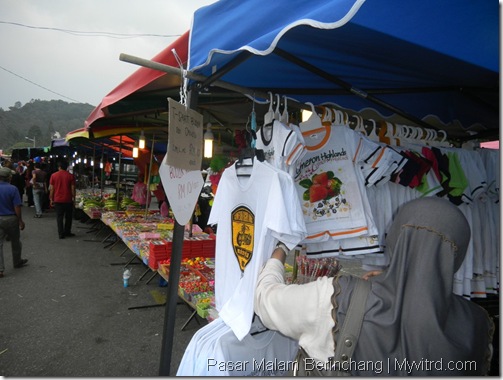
[123, 269, 132, 288]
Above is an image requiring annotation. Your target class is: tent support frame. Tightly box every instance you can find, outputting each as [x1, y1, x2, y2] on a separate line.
[158, 89, 199, 377]
[272, 47, 439, 131]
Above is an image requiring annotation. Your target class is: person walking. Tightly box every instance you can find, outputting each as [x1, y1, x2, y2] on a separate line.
[31, 162, 48, 218]
[24, 161, 35, 207]
[49, 160, 76, 239]
[0, 167, 27, 278]
[11, 163, 26, 200]
[41, 162, 51, 212]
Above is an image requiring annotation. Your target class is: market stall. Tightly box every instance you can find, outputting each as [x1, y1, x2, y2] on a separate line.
[172, 0, 498, 375]
[80, 206, 218, 322]
[84, 0, 498, 375]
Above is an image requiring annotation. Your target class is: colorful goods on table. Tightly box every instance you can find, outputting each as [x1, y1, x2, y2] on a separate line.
[77, 190, 143, 219]
[158, 256, 216, 319]
[147, 235, 216, 270]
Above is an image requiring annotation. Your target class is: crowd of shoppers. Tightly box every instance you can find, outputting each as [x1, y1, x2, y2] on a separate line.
[0, 157, 77, 277]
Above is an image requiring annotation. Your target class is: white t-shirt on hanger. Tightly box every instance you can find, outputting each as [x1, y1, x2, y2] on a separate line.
[177, 318, 230, 376]
[294, 124, 396, 243]
[208, 328, 298, 376]
[255, 119, 306, 174]
[208, 159, 306, 340]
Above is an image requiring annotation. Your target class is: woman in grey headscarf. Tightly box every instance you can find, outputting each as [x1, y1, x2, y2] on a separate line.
[255, 197, 494, 375]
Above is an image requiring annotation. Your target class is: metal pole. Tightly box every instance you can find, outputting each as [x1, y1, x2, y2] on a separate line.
[119, 53, 270, 102]
[100, 145, 105, 198]
[158, 90, 198, 376]
[158, 219, 185, 376]
[116, 136, 122, 210]
[145, 135, 155, 218]
[273, 47, 439, 131]
[91, 146, 96, 192]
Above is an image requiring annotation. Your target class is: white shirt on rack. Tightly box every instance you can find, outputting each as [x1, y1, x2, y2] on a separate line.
[208, 159, 306, 340]
[294, 124, 398, 243]
[255, 119, 306, 174]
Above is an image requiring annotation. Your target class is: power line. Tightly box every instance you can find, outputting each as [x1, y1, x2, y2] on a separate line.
[0, 64, 82, 103]
[0, 20, 181, 39]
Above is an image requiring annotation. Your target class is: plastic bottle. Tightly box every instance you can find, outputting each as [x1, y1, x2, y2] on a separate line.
[123, 269, 132, 288]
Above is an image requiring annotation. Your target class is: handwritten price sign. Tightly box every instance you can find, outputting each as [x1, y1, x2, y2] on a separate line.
[159, 154, 204, 226]
[167, 98, 203, 171]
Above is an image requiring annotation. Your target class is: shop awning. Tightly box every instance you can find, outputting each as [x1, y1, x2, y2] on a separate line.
[65, 128, 90, 141]
[65, 127, 135, 158]
[188, 0, 499, 140]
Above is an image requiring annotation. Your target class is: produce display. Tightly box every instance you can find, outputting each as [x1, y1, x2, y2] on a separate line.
[77, 190, 142, 214]
[158, 257, 217, 319]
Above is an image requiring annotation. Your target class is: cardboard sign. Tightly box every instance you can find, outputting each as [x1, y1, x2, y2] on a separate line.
[159, 153, 204, 226]
[167, 98, 203, 171]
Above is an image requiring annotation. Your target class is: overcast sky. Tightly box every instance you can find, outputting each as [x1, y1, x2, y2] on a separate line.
[0, 0, 216, 110]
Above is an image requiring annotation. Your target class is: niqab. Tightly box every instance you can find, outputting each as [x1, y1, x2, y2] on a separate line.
[335, 197, 493, 376]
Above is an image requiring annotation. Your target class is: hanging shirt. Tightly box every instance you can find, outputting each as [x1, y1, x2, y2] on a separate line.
[255, 119, 305, 175]
[208, 326, 298, 376]
[208, 159, 306, 340]
[294, 124, 398, 243]
[177, 318, 230, 376]
[131, 181, 150, 206]
[178, 316, 298, 376]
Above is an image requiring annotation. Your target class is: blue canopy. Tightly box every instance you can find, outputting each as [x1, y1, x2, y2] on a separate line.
[188, 0, 498, 140]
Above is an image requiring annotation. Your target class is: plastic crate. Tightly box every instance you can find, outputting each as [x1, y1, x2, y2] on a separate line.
[196, 303, 210, 318]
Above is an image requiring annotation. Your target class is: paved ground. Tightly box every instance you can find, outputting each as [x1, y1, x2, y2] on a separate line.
[0, 204, 202, 376]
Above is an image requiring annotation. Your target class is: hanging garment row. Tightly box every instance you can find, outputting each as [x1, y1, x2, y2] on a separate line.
[252, 105, 498, 300]
[255, 93, 452, 148]
[178, 100, 498, 374]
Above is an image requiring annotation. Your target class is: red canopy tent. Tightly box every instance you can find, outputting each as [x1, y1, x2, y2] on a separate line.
[84, 31, 189, 132]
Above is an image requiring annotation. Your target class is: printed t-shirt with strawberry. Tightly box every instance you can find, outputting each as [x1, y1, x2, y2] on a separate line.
[294, 124, 394, 243]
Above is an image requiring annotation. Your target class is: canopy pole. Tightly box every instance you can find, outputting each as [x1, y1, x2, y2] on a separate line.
[119, 52, 319, 115]
[91, 146, 96, 192]
[116, 137, 122, 210]
[145, 135, 155, 218]
[100, 145, 105, 198]
[196, 51, 254, 90]
[120, 53, 270, 102]
[120, 52, 455, 139]
[158, 90, 199, 377]
[120, 52, 428, 122]
[273, 47, 439, 131]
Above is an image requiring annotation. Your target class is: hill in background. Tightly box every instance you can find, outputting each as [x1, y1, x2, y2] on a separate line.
[0, 99, 94, 154]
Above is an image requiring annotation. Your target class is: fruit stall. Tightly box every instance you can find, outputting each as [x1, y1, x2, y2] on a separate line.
[77, 189, 143, 220]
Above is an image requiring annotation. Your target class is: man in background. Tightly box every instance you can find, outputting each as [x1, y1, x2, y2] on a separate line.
[49, 160, 76, 239]
[0, 166, 27, 278]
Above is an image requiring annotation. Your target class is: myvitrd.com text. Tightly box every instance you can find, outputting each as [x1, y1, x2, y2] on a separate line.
[307, 357, 477, 374]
